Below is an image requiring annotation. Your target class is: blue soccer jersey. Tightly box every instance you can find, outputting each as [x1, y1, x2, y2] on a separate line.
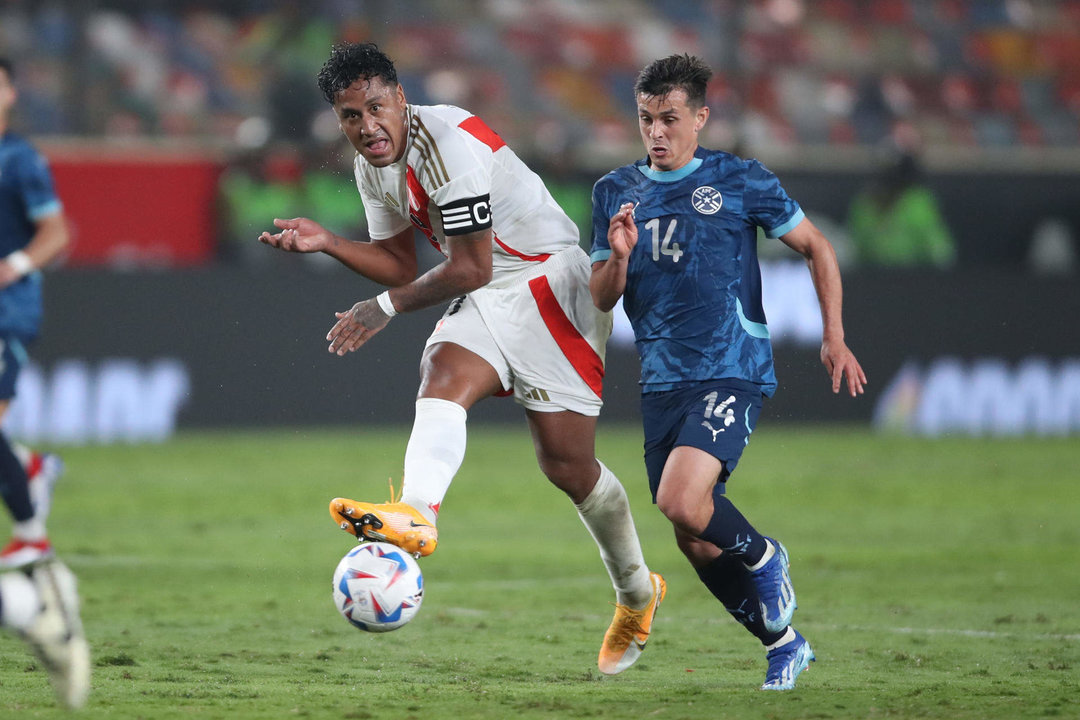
[0, 131, 61, 337]
[590, 147, 804, 396]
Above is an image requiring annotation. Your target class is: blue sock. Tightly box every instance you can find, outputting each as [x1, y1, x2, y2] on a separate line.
[0, 432, 33, 522]
[697, 484, 767, 565]
[695, 552, 786, 646]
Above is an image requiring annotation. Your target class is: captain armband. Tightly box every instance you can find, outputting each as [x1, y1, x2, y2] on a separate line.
[439, 194, 492, 236]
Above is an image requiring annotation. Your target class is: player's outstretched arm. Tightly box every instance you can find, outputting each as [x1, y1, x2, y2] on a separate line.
[590, 202, 638, 312]
[259, 219, 418, 287]
[326, 228, 492, 356]
[779, 217, 867, 397]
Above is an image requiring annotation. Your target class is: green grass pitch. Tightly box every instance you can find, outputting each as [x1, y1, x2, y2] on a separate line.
[1, 425, 1077, 719]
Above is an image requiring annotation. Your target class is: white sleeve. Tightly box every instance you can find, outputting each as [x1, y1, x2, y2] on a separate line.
[427, 136, 494, 236]
[356, 167, 410, 240]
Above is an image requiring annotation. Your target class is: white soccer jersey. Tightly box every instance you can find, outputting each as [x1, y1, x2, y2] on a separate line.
[354, 104, 582, 281]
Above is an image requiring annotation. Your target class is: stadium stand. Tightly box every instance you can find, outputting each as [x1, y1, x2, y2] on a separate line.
[1, 0, 1078, 159]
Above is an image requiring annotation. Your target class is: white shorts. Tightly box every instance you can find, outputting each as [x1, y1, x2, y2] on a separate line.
[424, 246, 612, 416]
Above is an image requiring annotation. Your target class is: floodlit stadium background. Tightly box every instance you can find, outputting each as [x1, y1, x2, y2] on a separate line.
[2, 0, 1078, 443]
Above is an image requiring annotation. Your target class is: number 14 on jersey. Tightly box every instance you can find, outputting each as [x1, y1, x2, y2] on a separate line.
[645, 218, 683, 263]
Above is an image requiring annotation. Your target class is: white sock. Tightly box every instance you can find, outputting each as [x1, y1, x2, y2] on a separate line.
[12, 442, 33, 470]
[400, 398, 468, 525]
[13, 518, 47, 542]
[746, 538, 775, 571]
[0, 572, 40, 630]
[574, 460, 652, 608]
[765, 626, 796, 651]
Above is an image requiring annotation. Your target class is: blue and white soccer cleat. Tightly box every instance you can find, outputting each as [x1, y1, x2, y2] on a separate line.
[761, 628, 814, 691]
[749, 537, 796, 634]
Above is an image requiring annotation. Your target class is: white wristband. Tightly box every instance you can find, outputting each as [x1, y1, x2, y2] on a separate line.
[376, 290, 398, 317]
[5, 250, 34, 277]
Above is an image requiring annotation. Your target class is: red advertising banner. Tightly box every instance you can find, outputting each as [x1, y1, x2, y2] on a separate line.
[46, 146, 223, 267]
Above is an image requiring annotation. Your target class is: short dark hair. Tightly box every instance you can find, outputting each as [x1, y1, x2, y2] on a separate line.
[634, 54, 711, 108]
[0, 57, 12, 79]
[316, 42, 398, 104]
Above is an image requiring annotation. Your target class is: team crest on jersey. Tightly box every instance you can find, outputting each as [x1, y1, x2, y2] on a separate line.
[692, 186, 723, 215]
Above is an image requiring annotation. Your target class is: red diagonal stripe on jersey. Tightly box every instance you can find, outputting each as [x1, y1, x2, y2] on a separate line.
[494, 234, 551, 262]
[458, 116, 506, 151]
[406, 165, 442, 254]
[528, 276, 603, 398]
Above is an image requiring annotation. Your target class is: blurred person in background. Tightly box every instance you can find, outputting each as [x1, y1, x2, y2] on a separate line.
[590, 54, 865, 691]
[846, 149, 956, 268]
[259, 42, 664, 675]
[0, 57, 68, 569]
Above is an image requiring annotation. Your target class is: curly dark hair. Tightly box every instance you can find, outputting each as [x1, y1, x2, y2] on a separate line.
[316, 42, 398, 104]
[633, 54, 712, 108]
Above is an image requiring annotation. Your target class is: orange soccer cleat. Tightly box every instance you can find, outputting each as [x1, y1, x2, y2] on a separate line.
[329, 498, 438, 557]
[598, 571, 666, 675]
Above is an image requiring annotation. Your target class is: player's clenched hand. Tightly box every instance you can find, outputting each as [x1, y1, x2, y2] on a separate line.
[821, 338, 867, 397]
[607, 202, 639, 260]
[258, 217, 331, 253]
[326, 297, 392, 356]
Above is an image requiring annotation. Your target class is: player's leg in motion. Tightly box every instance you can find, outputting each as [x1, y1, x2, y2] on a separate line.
[0, 560, 91, 708]
[526, 409, 665, 675]
[13, 442, 65, 528]
[0, 422, 54, 568]
[681, 534, 814, 690]
[656, 446, 796, 634]
[329, 343, 501, 556]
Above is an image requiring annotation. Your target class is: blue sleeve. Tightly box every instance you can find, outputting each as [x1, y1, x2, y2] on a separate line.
[16, 144, 62, 220]
[745, 160, 802, 238]
[589, 175, 615, 264]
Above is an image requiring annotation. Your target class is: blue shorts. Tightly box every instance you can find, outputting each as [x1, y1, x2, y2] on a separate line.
[642, 379, 763, 502]
[0, 333, 29, 401]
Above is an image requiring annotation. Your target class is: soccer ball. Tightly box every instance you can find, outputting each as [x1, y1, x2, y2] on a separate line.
[331, 542, 424, 632]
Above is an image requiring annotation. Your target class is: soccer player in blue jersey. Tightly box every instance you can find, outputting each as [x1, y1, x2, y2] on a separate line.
[590, 54, 866, 690]
[0, 58, 69, 568]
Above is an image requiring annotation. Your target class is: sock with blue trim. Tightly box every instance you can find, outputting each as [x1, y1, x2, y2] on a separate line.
[695, 551, 786, 646]
[696, 484, 767, 565]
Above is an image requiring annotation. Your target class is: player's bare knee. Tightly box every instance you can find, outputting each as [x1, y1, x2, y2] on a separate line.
[655, 489, 698, 534]
[538, 455, 597, 503]
[652, 490, 686, 528]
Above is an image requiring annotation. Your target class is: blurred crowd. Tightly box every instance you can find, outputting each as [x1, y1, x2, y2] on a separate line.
[2, 0, 1080, 160]
[3, 0, 1079, 271]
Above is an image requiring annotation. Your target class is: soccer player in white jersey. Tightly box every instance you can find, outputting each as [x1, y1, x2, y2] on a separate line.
[258, 42, 663, 674]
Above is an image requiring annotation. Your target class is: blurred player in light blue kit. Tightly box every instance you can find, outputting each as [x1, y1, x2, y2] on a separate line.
[590, 54, 866, 690]
[0, 57, 69, 568]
